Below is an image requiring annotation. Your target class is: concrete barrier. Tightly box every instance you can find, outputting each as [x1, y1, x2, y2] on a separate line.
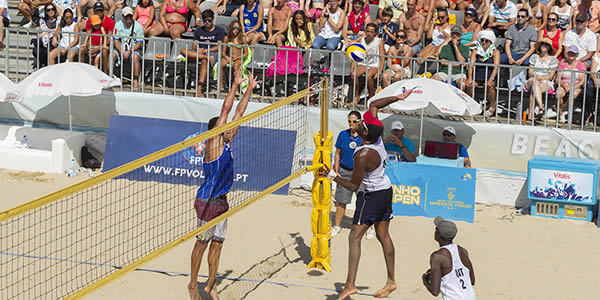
[0, 125, 85, 173]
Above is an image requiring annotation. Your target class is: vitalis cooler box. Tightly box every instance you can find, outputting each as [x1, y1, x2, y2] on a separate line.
[527, 156, 600, 221]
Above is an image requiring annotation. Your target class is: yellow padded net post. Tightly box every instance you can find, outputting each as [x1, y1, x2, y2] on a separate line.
[308, 80, 332, 272]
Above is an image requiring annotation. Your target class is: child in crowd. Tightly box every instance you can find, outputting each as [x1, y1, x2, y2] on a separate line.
[134, 0, 155, 36]
[377, 7, 398, 51]
[221, 20, 250, 88]
[80, 14, 108, 71]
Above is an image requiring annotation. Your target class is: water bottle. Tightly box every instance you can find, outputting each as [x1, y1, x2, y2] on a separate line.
[22, 135, 30, 148]
[515, 102, 522, 123]
[67, 159, 79, 177]
[87, 168, 95, 178]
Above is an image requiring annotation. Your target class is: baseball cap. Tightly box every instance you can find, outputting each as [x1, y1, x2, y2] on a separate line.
[575, 12, 587, 22]
[442, 126, 456, 136]
[90, 14, 102, 26]
[567, 44, 579, 54]
[391, 120, 404, 131]
[362, 111, 383, 143]
[122, 6, 133, 17]
[363, 111, 383, 127]
[93, 1, 104, 10]
[451, 25, 462, 35]
[434, 216, 457, 240]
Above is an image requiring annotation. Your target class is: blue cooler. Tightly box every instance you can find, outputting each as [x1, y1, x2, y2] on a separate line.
[528, 156, 600, 221]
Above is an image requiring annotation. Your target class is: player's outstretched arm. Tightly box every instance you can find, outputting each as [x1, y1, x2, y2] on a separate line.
[368, 89, 413, 119]
[225, 72, 259, 142]
[214, 69, 243, 129]
[319, 148, 369, 192]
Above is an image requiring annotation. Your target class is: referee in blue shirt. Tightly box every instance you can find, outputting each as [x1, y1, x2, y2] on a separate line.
[384, 120, 416, 162]
[331, 111, 365, 238]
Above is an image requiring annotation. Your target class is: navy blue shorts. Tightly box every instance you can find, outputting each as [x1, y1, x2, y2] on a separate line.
[353, 187, 393, 226]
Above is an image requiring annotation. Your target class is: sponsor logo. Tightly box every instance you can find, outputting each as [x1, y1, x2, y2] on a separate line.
[180, 132, 206, 165]
[553, 172, 571, 180]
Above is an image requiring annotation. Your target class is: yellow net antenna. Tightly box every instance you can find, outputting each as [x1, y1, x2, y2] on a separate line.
[308, 79, 332, 272]
[0, 86, 318, 299]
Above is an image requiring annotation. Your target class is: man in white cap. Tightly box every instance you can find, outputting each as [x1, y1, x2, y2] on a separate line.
[442, 126, 471, 168]
[384, 120, 416, 162]
[112, 6, 144, 91]
[422, 216, 476, 299]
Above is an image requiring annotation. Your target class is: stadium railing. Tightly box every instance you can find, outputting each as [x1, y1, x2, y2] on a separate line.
[1, 27, 597, 132]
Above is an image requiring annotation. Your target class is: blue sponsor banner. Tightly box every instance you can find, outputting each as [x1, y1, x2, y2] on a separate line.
[102, 115, 297, 195]
[386, 162, 476, 223]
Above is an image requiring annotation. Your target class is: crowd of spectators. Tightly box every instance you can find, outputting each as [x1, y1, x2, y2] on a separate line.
[4, 0, 600, 124]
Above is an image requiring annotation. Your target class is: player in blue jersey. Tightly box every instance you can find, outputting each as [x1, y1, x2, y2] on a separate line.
[188, 69, 258, 300]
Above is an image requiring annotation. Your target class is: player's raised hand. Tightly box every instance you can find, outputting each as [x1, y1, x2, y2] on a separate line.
[247, 71, 259, 90]
[233, 68, 247, 86]
[396, 89, 413, 100]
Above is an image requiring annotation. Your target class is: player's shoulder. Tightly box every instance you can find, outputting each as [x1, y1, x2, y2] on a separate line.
[430, 248, 451, 264]
[456, 244, 470, 257]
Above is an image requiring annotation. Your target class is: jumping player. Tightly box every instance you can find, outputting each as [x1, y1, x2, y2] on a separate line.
[187, 69, 258, 300]
[321, 89, 412, 300]
[422, 216, 476, 300]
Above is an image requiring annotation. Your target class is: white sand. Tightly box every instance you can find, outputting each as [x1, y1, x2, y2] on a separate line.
[2, 169, 599, 300]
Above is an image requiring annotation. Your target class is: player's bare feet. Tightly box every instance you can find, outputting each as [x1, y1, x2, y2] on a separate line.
[204, 285, 219, 300]
[187, 282, 200, 300]
[374, 281, 397, 298]
[337, 285, 358, 300]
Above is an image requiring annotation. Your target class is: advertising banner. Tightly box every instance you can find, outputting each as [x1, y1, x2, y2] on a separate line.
[386, 162, 476, 223]
[529, 168, 596, 204]
[102, 115, 298, 195]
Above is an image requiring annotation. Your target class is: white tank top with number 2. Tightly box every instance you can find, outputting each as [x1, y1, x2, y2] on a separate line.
[440, 244, 476, 300]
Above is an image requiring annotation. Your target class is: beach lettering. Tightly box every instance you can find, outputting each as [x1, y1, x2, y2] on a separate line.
[511, 134, 595, 159]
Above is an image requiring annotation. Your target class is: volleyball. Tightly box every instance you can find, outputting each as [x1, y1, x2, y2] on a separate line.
[346, 43, 367, 63]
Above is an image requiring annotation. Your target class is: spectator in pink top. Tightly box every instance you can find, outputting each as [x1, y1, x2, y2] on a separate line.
[555, 44, 587, 123]
[134, 0, 155, 36]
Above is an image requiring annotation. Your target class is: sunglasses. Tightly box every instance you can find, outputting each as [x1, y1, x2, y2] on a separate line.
[548, 18, 557, 21]
[232, 26, 241, 29]
[348, 119, 360, 123]
[438, 15, 447, 19]
[397, 35, 406, 39]
[46, 7, 55, 11]
[204, 18, 213, 22]
[443, 133, 454, 137]
[576, 20, 585, 24]
[481, 39, 491, 43]
[517, 15, 528, 19]
[465, 13, 474, 17]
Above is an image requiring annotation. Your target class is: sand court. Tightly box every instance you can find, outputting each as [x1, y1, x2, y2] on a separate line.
[2, 169, 599, 299]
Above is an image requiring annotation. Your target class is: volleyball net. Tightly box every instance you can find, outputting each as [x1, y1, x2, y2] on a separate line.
[0, 84, 322, 299]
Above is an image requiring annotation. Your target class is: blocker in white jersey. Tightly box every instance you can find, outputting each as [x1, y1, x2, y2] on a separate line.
[439, 243, 476, 300]
[423, 216, 476, 300]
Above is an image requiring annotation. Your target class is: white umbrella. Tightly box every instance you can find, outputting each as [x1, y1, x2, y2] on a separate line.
[368, 78, 482, 154]
[0, 72, 21, 102]
[10, 63, 120, 136]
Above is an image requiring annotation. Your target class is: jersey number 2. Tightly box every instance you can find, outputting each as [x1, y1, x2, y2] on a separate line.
[459, 279, 466, 289]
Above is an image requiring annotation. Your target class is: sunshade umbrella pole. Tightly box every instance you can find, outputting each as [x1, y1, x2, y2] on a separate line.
[419, 107, 424, 155]
[68, 95, 74, 159]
